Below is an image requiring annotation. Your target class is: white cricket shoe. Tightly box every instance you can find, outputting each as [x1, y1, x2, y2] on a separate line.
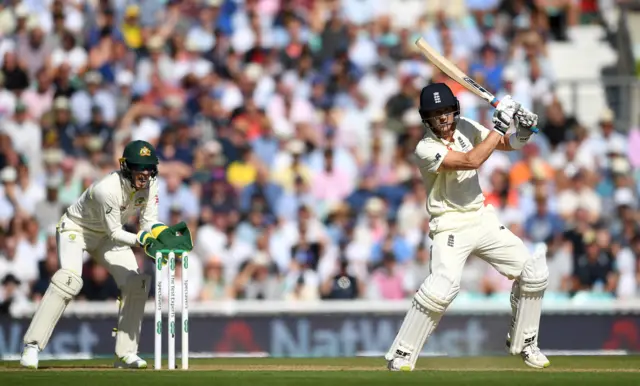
[520, 344, 550, 369]
[114, 354, 148, 369]
[387, 357, 414, 372]
[20, 343, 39, 369]
[506, 334, 550, 369]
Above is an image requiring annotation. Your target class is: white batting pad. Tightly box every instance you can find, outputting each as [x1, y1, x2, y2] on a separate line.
[115, 274, 151, 358]
[384, 299, 441, 367]
[509, 280, 520, 332]
[385, 273, 458, 367]
[509, 244, 549, 355]
[23, 269, 83, 350]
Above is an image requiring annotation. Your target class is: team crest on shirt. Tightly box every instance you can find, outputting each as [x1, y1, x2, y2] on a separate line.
[140, 146, 151, 156]
[135, 197, 146, 207]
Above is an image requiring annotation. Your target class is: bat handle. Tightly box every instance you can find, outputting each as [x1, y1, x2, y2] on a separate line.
[490, 98, 539, 134]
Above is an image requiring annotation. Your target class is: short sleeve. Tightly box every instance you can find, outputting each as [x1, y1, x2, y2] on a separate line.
[414, 139, 449, 174]
[460, 117, 492, 146]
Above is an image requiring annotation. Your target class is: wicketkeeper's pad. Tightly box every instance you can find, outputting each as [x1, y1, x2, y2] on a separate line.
[114, 274, 151, 357]
[23, 269, 83, 350]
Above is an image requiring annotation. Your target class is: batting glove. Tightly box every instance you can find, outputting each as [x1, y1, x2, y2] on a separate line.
[492, 95, 520, 135]
[515, 106, 538, 132]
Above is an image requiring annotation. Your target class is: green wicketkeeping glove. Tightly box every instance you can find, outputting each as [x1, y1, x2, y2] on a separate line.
[144, 222, 193, 262]
[166, 222, 193, 254]
[145, 238, 167, 264]
[150, 222, 193, 255]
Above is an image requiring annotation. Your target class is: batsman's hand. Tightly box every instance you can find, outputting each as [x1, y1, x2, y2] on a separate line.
[492, 95, 520, 136]
[510, 106, 538, 150]
[515, 106, 538, 132]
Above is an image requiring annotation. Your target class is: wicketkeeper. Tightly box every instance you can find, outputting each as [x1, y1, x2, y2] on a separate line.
[386, 83, 550, 371]
[20, 140, 192, 369]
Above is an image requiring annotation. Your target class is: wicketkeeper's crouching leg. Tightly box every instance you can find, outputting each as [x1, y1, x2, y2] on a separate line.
[507, 243, 550, 368]
[113, 273, 151, 368]
[20, 269, 83, 369]
[385, 272, 459, 371]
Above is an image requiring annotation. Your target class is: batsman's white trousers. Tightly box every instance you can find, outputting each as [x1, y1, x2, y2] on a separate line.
[429, 205, 529, 283]
[57, 213, 140, 286]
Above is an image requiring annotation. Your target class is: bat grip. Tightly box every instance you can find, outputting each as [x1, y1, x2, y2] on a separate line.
[491, 98, 539, 134]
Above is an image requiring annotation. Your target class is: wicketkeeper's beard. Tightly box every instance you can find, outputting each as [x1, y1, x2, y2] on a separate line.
[132, 172, 150, 190]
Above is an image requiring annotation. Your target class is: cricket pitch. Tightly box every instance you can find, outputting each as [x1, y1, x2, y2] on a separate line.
[1, 356, 639, 385]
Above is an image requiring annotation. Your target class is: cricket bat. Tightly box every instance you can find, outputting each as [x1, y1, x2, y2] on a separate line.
[414, 37, 539, 133]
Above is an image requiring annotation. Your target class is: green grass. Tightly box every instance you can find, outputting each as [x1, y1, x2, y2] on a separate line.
[1, 356, 639, 385]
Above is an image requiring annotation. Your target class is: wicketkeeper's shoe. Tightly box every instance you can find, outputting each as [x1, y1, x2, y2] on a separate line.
[114, 354, 148, 369]
[19, 343, 39, 369]
[387, 357, 414, 372]
[520, 344, 550, 369]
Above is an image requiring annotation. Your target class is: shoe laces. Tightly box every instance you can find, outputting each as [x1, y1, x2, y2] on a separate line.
[526, 344, 542, 357]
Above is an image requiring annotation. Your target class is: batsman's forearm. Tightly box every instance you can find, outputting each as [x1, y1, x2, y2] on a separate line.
[466, 130, 502, 168]
[496, 133, 518, 151]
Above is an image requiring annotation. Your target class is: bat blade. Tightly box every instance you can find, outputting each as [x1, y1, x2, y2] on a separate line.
[415, 37, 497, 105]
[414, 37, 538, 133]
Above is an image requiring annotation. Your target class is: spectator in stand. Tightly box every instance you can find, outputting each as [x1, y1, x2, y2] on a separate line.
[572, 230, 616, 294]
[79, 260, 119, 301]
[231, 250, 283, 300]
[0, 0, 635, 310]
[321, 259, 362, 300]
[368, 253, 406, 300]
[0, 274, 28, 315]
[31, 236, 59, 302]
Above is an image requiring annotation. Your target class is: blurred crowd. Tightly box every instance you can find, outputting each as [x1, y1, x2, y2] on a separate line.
[0, 0, 634, 315]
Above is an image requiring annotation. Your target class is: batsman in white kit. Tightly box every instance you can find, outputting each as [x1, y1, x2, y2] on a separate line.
[386, 83, 550, 371]
[20, 140, 169, 369]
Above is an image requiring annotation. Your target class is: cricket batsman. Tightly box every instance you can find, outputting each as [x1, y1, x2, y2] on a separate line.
[20, 140, 190, 369]
[386, 83, 550, 371]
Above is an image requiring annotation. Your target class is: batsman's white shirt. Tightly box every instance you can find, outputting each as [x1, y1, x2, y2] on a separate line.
[414, 117, 491, 230]
[64, 171, 160, 247]
[413, 117, 528, 280]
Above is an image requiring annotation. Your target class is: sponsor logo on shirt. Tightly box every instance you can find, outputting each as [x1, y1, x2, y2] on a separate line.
[457, 136, 468, 150]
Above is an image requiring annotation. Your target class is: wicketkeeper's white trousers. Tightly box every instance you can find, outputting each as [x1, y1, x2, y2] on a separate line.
[57, 213, 141, 286]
